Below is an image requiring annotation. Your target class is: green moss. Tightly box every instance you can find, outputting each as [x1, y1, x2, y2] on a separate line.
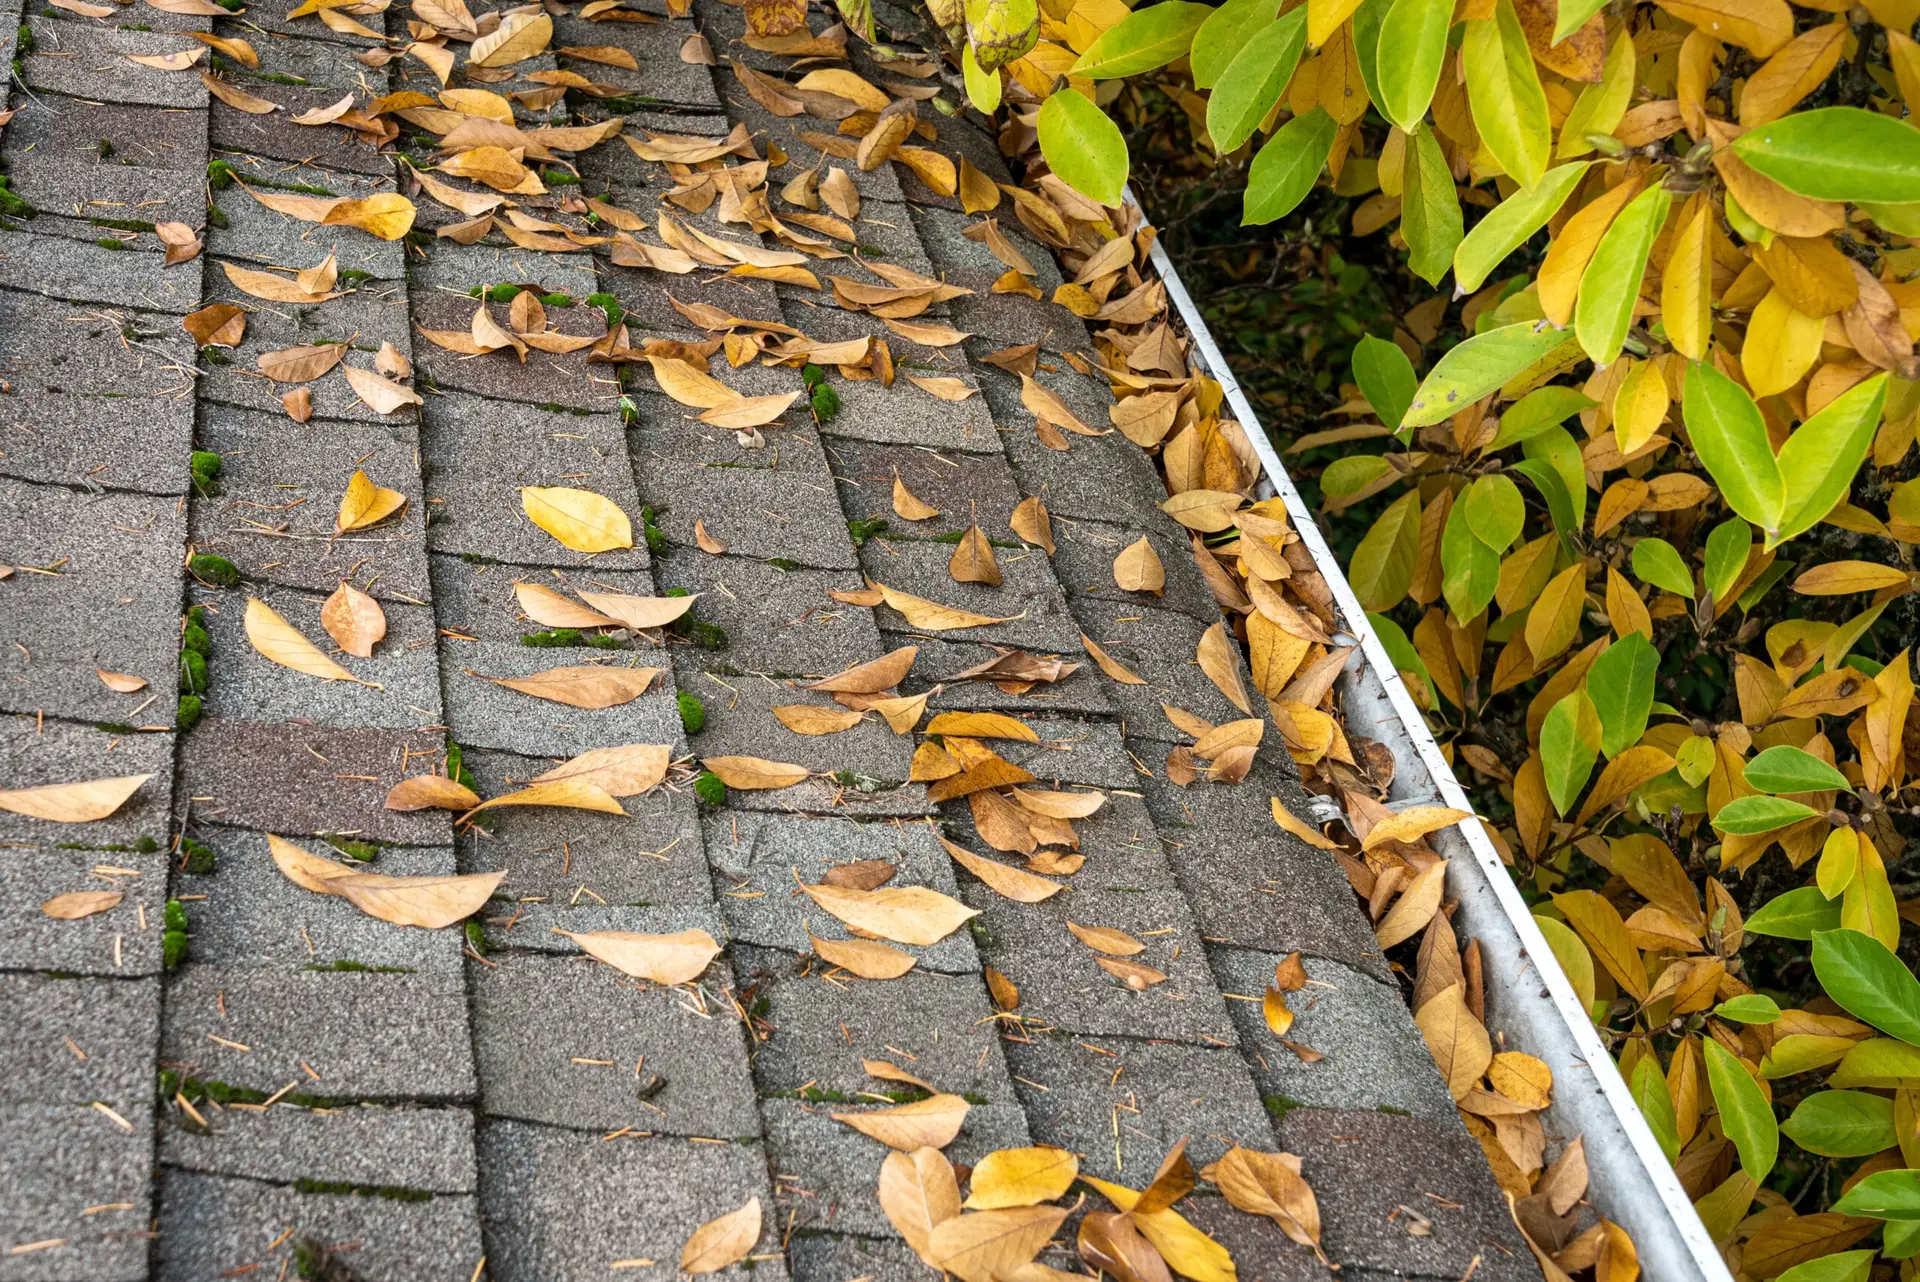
[17, 23, 35, 55]
[464, 919, 486, 956]
[1263, 1094, 1303, 1120]
[162, 929, 187, 970]
[89, 216, 155, 233]
[200, 349, 232, 366]
[459, 551, 502, 566]
[801, 363, 827, 389]
[206, 159, 236, 190]
[1377, 1104, 1411, 1116]
[303, 959, 415, 974]
[678, 691, 706, 735]
[521, 627, 584, 648]
[95, 237, 127, 251]
[325, 837, 378, 863]
[181, 836, 217, 875]
[190, 450, 222, 497]
[846, 517, 888, 546]
[204, 203, 227, 229]
[182, 623, 211, 656]
[188, 553, 238, 587]
[97, 138, 114, 160]
[684, 619, 729, 650]
[540, 168, 581, 187]
[539, 292, 572, 307]
[0, 183, 34, 220]
[337, 268, 372, 286]
[830, 769, 893, 793]
[585, 291, 623, 327]
[176, 695, 203, 732]
[810, 382, 840, 422]
[487, 282, 523, 302]
[694, 770, 727, 806]
[766, 557, 799, 571]
[641, 505, 669, 555]
[662, 585, 689, 597]
[292, 1178, 433, 1202]
[584, 632, 624, 650]
[135, 836, 160, 853]
[179, 649, 207, 695]
[93, 721, 138, 735]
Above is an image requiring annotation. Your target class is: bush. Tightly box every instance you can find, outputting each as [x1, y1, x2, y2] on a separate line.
[954, 0, 1920, 1270]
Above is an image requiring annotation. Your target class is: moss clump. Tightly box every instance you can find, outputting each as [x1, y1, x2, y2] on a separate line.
[190, 450, 221, 497]
[162, 899, 188, 971]
[693, 770, 727, 806]
[810, 382, 840, 422]
[178, 649, 207, 695]
[94, 721, 138, 735]
[98, 138, 114, 160]
[188, 553, 239, 587]
[539, 292, 572, 308]
[765, 557, 799, 571]
[0, 181, 35, 220]
[206, 159, 236, 190]
[95, 237, 127, 251]
[291, 1178, 433, 1202]
[464, 919, 486, 956]
[585, 291, 623, 327]
[16, 23, 35, 56]
[135, 836, 160, 854]
[181, 836, 217, 875]
[540, 168, 581, 186]
[204, 203, 227, 229]
[678, 691, 706, 735]
[522, 627, 584, 648]
[487, 282, 523, 302]
[325, 837, 378, 863]
[90, 216, 155, 233]
[640, 505, 668, 556]
[303, 959, 414, 974]
[1263, 1094, 1303, 1120]
[683, 619, 728, 650]
[846, 517, 888, 546]
[176, 694, 203, 732]
[337, 268, 372, 286]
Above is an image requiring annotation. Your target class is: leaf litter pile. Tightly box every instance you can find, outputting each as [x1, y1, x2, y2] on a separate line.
[0, 0, 1649, 1271]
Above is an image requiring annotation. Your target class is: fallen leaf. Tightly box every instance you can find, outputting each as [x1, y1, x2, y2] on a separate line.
[221, 261, 340, 303]
[699, 391, 803, 428]
[824, 860, 897, 890]
[809, 926, 919, 978]
[809, 646, 918, 692]
[271, 833, 503, 927]
[1010, 497, 1053, 553]
[96, 669, 148, 693]
[964, 1146, 1079, 1210]
[572, 591, 698, 630]
[245, 598, 362, 684]
[1197, 621, 1253, 714]
[521, 486, 635, 553]
[986, 966, 1020, 1010]
[1488, 1050, 1553, 1110]
[1078, 1210, 1173, 1282]
[1203, 1146, 1326, 1264]
[694, 518, 727, 553]
[259, 343, 346, 384]
[1264, 986, 1295, 1036]
[943, 837, 1064, 903]
[833, 1094, 971, 1151]
[203, 72, 280, 114]
[1361, 805, 1473, 851]
[384, 774, 482, 811]
[530, 744, 671, 796]
[800, 882, 979, 945]
[336, 469, 407, 532]
[1375, 859, 1448, 949]
[1067, 921, 1145, 956]
[1097, 957, 1168, 989]
[875, 582, 1019, 630]
[1415, 982, 1492, 1100]
[320, 580, 386, 658]
[681, 31, 717, 62]
[905, 375, 978, 402]
[893, 472, 941, 520]
[41, 890, 125, 920]
[559, 928, 721, 984]
[704, 755, 812, 790]
[341, 365, 422, 415]
[774, 704, 865, 735]
[1082, 632, 1146, 684]
[681, 1197, 760, 1274]
[929, 1206, 1070, 1282]
[868, 689, 933, 734]
[949, 525, 1002, 587]
[514, 582, 620, 629]
[282, 387, 313, 421]
[880, 1145, 962, 1262]
[183, 303, 247, 347]
[471, 11, 553, 66]
[924, 712, 1038, 742]
[1114, 536, 1165, 594]
[461, 779, 626, 818]
[1271, 796, 1344, 850]
[480, 665, 660, 709]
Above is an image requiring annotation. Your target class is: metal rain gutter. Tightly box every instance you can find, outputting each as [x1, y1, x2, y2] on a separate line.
[1133, 198, 1734, 1282]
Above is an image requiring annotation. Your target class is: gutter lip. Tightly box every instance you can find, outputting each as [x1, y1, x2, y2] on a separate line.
[1132, 193, 1733, 1282]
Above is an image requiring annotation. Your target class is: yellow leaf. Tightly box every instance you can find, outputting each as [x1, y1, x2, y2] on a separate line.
[923, 712, 1038, 741]
[322, 193, 417, 241]
[1737, 21, 1845, 125]
[1066, 921, 1146, 955]
[341, 365, 422, 415]
[572, 591, 697, 630]
[1662, 197, 1714, 361]
[1651, 0, 1792, 55]
[470, 11, 552, 65]
[1361, 805, 1472, 851]
[809, 646, 919, 693]
[558, 928, 721, 984]
[336, 468, 407, 532]
[1113, 535, 1165, 594]
[773, 703, 866, 735]
[0, 774, 152, 823]
[874, 582, 1020, 630]
[1082, 632, 1145, 684]
[245, 597, 362, 683]
[1553, 889, 1648, 1000]
[1375, 859, 1449, 949]
[1414, 981, 1493, 1099]
[893, 473, 941, 519]
[1792, 561, 1912, 595]
[1524, 563, 1588, 665]
[461, 779, 626, 818]
[681, 1197, 761, 1274]
[1078, 1178, 1237, 1282]
[1742, 288, 1825, 398]
[480, 665, 660, 709]
[383, 774, 482, 812]
[520, 486, 634, 553]
[513, 582, 620, 629]
[1488, 1051, 1554, 1109]
[833, 1094, 971, 1151]
[1539, 178, 1643, 327]
[799, 882, 979, 945]
[879, 1146, 962, 1262]
[942, 837, 1064, 904]
[1271, 796, 1343, 850]
[1197, 621, 1253, 714]
[963, 1147, 1079, 1210]
[927, 1206, 1068, 1282]
[530, 744, 671, 797]
[1204, 1146, 1324, 1261]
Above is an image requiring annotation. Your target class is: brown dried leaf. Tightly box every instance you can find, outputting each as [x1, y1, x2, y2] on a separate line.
[875, 582, 1019, 631]
[681, 1197, 761, 1274]
[282, 387, 313, 422]
[1197, 621, 1253, 714]
[1097, 957, 1168, 989]
[942, 837, 1064, 904]
[1114, 537, 1165, 594]
[41, 890, 126, 919]
[703, 755, 813, 790]
[384, 774, 482, 812]
[572, 591, 696, 630]
[221, 261, 340, 304]
[202, 72, 280, 114]
[481, 665, 660, 709]
[800, 882, 978, 945]
[1081, 632, 1146, 685]
[773, 704, 865, 735]
[341, 365, 422, 415]
[1067, 921, 1145, 956]
[986, 965, 1020, 1010]
[833, 1094, 970, 1151]
[1009, 497, 1053, 554]
[560, 928, 721, 984]
[810, 926, 919, 978]
[949, 525, 1002, 587]
[320, 580, 386, 659]
[879, 1146, 962, 1262]
[183, 303, 247, 348]
[893, 472, 941, 520]
[96, 669, 149, 694]
[513, 582, 620, 629]
[461, 779, 626, 819]
[809, 646, 917, 693]
[530, 744, 671, 797]
[1203, 1147, 1325, 1262]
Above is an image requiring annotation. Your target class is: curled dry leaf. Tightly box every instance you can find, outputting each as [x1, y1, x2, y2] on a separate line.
[573, 590, 697, 631]
[245, 598, 365, 685]
[530, 744, 670, 797]
[702, 755, 812, 790]
[1375, 858, 1448, 950]
[823, 860, 896, 890]
[879, 1146, 962, 1262]
[1271, 796, 1344, 851]
[893, 472, 941, 520]
[521, 486, 634, 553]
[949, 525, 1001, 587]
[773, 704, 865, 735]
[923, 711, 1038, 741]
[985, 965, 1020, 1011]
[942, 838, 1064, 904]
[832, 1093, 970, 1151]
[0, 774, 153, 823]
[336, 469, 407, 532]
[694, 518, 727, 553]
[800, 881, 978, 946]
[461, 779, 626, 818]
[222, 261, 340, 304]
[868, 689, 933, 735]
[269, 833, 503, 928]
[810, 925, 918, 978]
[1114, 536, 1165, 594]
[1082, 632, 1145, 684]
[155, 221, 203, 266]
[260, 343, 346, 384]
[1196, 621, 1253, 715]
[41, 890, 125, 920]
[809, 645, 917, 693]
[680, 30, 717, 63]
[874, 582, 1020, 631]
[559, 928, 721, 984]
[1361, 805, 1473, 851]
[341, 365, 422, 415]
[1415, 982, 1493, 1100]
[1013, 788, 1105, 819]
[1067, 921, 1145, 956]
[514, 582, 620, 629]
[480, 665, 661, 709]
[1078, 1210, 1173, 1282]
[965, 1147, 1080, 1209]
[282, 387, 313, 422]
[202, 72, 280, 114]
[320, 580, 386, 659]
[183, 303, 247, 348]
[96, 669, 148, 693]
[1010, 496, 1054, 554]
[680, 1196, 761, 1275]
[905, 375, 978, 402]
[1097, 956, 1168, 989]
[384, 774, 483, 812]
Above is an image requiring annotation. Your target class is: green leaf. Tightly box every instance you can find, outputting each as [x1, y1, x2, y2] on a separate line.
[1780, 1090, 1896, 1158]
[1348, 0, 1388, 106]
[836, 0, 876, 40]
[1572, 184, 1669, 365]
[1401, 127, 1462, 286]
[1243, 107, 1338, 225]
[1629, 1055, 1680, 1164]
[1630, 536, 1693, 598]
[1701, 517, 1751, 608]
[1812, 928, 1920, 1046]
[1733, 107, 1920, 204]
[1440, 500, 1501, 621]
[1714, 994, 1781, 1024]
[1036, 91, 1128, 208]
[1685, 361, 1786, 534]
[1887, 1221, 1920, 1260]
[1533, 912, 1595, 1011]
[1350, 489, 1422, 611]
[1745, 886, 1843, 940]
[1773, 374, 1889, 550]
[1522, 424, 1586, 535]
[1402, 322, 1568, 427]
[962, 43, 1003, 113]
[1714, 795, 1821, 835]
[1743, 745, 1851, 795]
[1701, 1037, 1778, 1184]
[1206, 8, 1307, 154]
[1775, 1250, 1877, 1282]
[1483, 384, 1595, 452]
[1831, 1169, 1920, 1221]
[1070, 1, 1213, 79]
[1584, 630, 1655, 759]
[1373, 0, 1450, 132]
[1863, 201, 1920, 236]
[1510, 457, 1577, 552]
[1461, 474, 1525, 552]
[1453, 162, 1589, 293]
[1461, 0, 1549, 189]
[1540, 689, 1600, 815]
[1189, 0, 1279, 89]
[1830, 1036, 1920, 1088]
[1557, 26, 1633, 159]
[1321, 453, 1393, 500]
[1352, 333, 1417, 429]
[1367, 611, 1434, 703]
[1551, 0, 1605, 39]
